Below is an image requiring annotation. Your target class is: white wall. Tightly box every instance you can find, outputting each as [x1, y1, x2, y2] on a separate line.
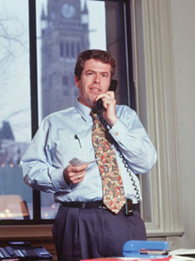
[170, 0, 195, 248]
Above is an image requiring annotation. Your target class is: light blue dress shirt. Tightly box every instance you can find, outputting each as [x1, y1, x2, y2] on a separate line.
[21, 100, 157, 204]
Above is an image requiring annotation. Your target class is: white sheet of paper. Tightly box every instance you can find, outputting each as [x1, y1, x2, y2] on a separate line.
[69, 157, 100, 166]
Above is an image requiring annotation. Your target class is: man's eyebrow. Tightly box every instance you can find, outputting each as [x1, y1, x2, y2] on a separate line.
[85, 69, 109, 74]
[101, 71, 109, 75]
[85, 69, 94, 73]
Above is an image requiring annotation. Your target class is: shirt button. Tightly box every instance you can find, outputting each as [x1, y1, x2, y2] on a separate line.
[61, 187, 65, 190]
[115, 131, 119, 136]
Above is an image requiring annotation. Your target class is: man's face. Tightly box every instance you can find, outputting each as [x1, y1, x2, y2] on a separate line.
[75, 58, 111, 109]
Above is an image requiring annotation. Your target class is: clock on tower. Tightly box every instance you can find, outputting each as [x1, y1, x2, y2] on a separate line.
[61, 3, 76, 19]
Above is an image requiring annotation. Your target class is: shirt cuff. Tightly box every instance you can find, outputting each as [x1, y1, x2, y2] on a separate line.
[109, 118, 128, 141]
[51, 168, 71, 192]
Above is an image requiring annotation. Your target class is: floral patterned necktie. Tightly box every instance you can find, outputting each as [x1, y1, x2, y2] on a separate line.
[90, 110, 126, 214]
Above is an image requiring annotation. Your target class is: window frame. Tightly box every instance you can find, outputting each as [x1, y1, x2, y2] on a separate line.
[0, 0, 135, 227]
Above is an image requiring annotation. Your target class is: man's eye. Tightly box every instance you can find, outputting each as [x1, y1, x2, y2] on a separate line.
[102, 74, 108, 77]
[87, 72, 94, 76]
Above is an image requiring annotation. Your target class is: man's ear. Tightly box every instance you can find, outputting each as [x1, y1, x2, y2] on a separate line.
[75, 76, 79, 88]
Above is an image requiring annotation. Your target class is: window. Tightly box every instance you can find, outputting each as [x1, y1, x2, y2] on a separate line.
[60, 42, 64, 57]
[62, 76, 68, 86]
[65, 42, 69, 58]
[71, 42, 75, 58]
[0, 0, 133, 224]
[0, 0, 32, 222]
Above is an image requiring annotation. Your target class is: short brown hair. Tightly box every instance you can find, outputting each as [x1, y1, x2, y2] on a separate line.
[74, 49, 116, 80]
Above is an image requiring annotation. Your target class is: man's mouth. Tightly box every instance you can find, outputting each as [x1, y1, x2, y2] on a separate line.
[90, 86, 101, 92]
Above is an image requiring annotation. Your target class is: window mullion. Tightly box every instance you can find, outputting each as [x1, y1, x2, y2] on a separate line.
[29, 0, 41, 222]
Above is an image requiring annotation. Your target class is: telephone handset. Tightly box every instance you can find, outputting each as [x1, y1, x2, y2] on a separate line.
[96, 79, 118, 112]
[108, 79, 118, 92]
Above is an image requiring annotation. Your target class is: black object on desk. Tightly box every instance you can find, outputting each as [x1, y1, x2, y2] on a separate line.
[0, 241, 52, 260]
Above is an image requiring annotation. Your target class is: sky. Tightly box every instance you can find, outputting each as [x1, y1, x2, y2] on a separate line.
[0, 0, 106, 143]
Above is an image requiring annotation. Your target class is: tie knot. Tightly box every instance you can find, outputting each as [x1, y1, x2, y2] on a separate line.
[90, 110, 105, 132]
[90, 110, 98, 121]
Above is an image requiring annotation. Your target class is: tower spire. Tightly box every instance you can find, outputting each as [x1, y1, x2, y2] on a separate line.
[81, 0, 89, 25]
[41, 3, 47, 31]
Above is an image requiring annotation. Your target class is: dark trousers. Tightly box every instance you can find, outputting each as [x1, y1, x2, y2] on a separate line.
[52, 206, 147, 261]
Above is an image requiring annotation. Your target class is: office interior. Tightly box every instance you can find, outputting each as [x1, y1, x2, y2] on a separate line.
[0, 0, 195, 260]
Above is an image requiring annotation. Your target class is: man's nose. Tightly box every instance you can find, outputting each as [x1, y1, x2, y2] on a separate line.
[94, 74, 100, 83]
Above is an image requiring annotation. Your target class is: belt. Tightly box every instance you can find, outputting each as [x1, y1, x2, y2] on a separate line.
[60, 199, 139, 216]
[60, 200, 106, 209]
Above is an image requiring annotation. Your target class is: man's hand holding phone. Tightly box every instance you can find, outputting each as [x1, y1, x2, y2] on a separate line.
[95, 91, 118, 127]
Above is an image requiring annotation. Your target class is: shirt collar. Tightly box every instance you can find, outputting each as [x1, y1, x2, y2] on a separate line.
[75, 99, 92, 122]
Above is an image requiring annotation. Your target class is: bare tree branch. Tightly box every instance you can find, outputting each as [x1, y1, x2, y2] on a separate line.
[0, 5, 30, 139]
[0, 10, 28, 67]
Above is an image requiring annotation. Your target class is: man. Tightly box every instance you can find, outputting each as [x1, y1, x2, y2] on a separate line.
[21, 49, 157, 261]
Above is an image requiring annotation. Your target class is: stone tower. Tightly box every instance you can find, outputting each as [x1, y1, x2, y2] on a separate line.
[41, 0, 89, 118]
